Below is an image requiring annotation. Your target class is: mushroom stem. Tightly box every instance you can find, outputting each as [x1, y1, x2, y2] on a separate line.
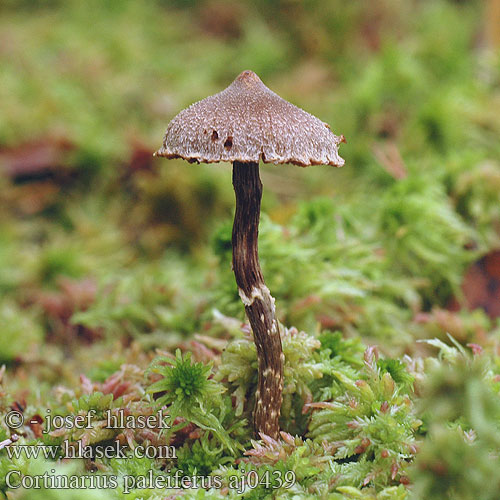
[232, 161, 283, 440]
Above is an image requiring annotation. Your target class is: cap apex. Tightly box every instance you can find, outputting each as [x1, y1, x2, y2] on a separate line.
[235, 70, 262, 85]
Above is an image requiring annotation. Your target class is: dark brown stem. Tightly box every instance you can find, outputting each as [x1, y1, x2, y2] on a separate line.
[232, 161, 284, 440]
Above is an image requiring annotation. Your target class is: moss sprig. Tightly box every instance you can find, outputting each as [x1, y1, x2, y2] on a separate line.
[148, 349, 236, 454]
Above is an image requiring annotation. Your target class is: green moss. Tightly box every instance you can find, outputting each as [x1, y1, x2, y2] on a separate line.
[148, 350, 237, 453]
[0, 302, 43, 364]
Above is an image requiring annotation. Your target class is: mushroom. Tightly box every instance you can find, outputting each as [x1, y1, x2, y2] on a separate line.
[155, 70, 345, 439]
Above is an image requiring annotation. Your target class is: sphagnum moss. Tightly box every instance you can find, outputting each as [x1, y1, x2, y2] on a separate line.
[147, 349, 236, 453]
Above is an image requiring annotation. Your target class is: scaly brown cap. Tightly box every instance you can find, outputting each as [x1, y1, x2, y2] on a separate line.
[155, 70, 345, 167]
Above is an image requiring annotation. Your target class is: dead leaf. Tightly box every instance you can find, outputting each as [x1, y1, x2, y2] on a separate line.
[0, 135, 74, 181]
[462, 250, 500, 318]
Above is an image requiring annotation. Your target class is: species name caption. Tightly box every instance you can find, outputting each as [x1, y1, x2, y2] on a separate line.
[2, 410, 298, 493]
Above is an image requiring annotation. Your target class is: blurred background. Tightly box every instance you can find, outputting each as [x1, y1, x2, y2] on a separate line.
[0, 0, 499, 384]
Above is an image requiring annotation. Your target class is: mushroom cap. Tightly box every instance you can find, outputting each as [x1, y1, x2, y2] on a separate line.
[155, 70, 345, 167]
